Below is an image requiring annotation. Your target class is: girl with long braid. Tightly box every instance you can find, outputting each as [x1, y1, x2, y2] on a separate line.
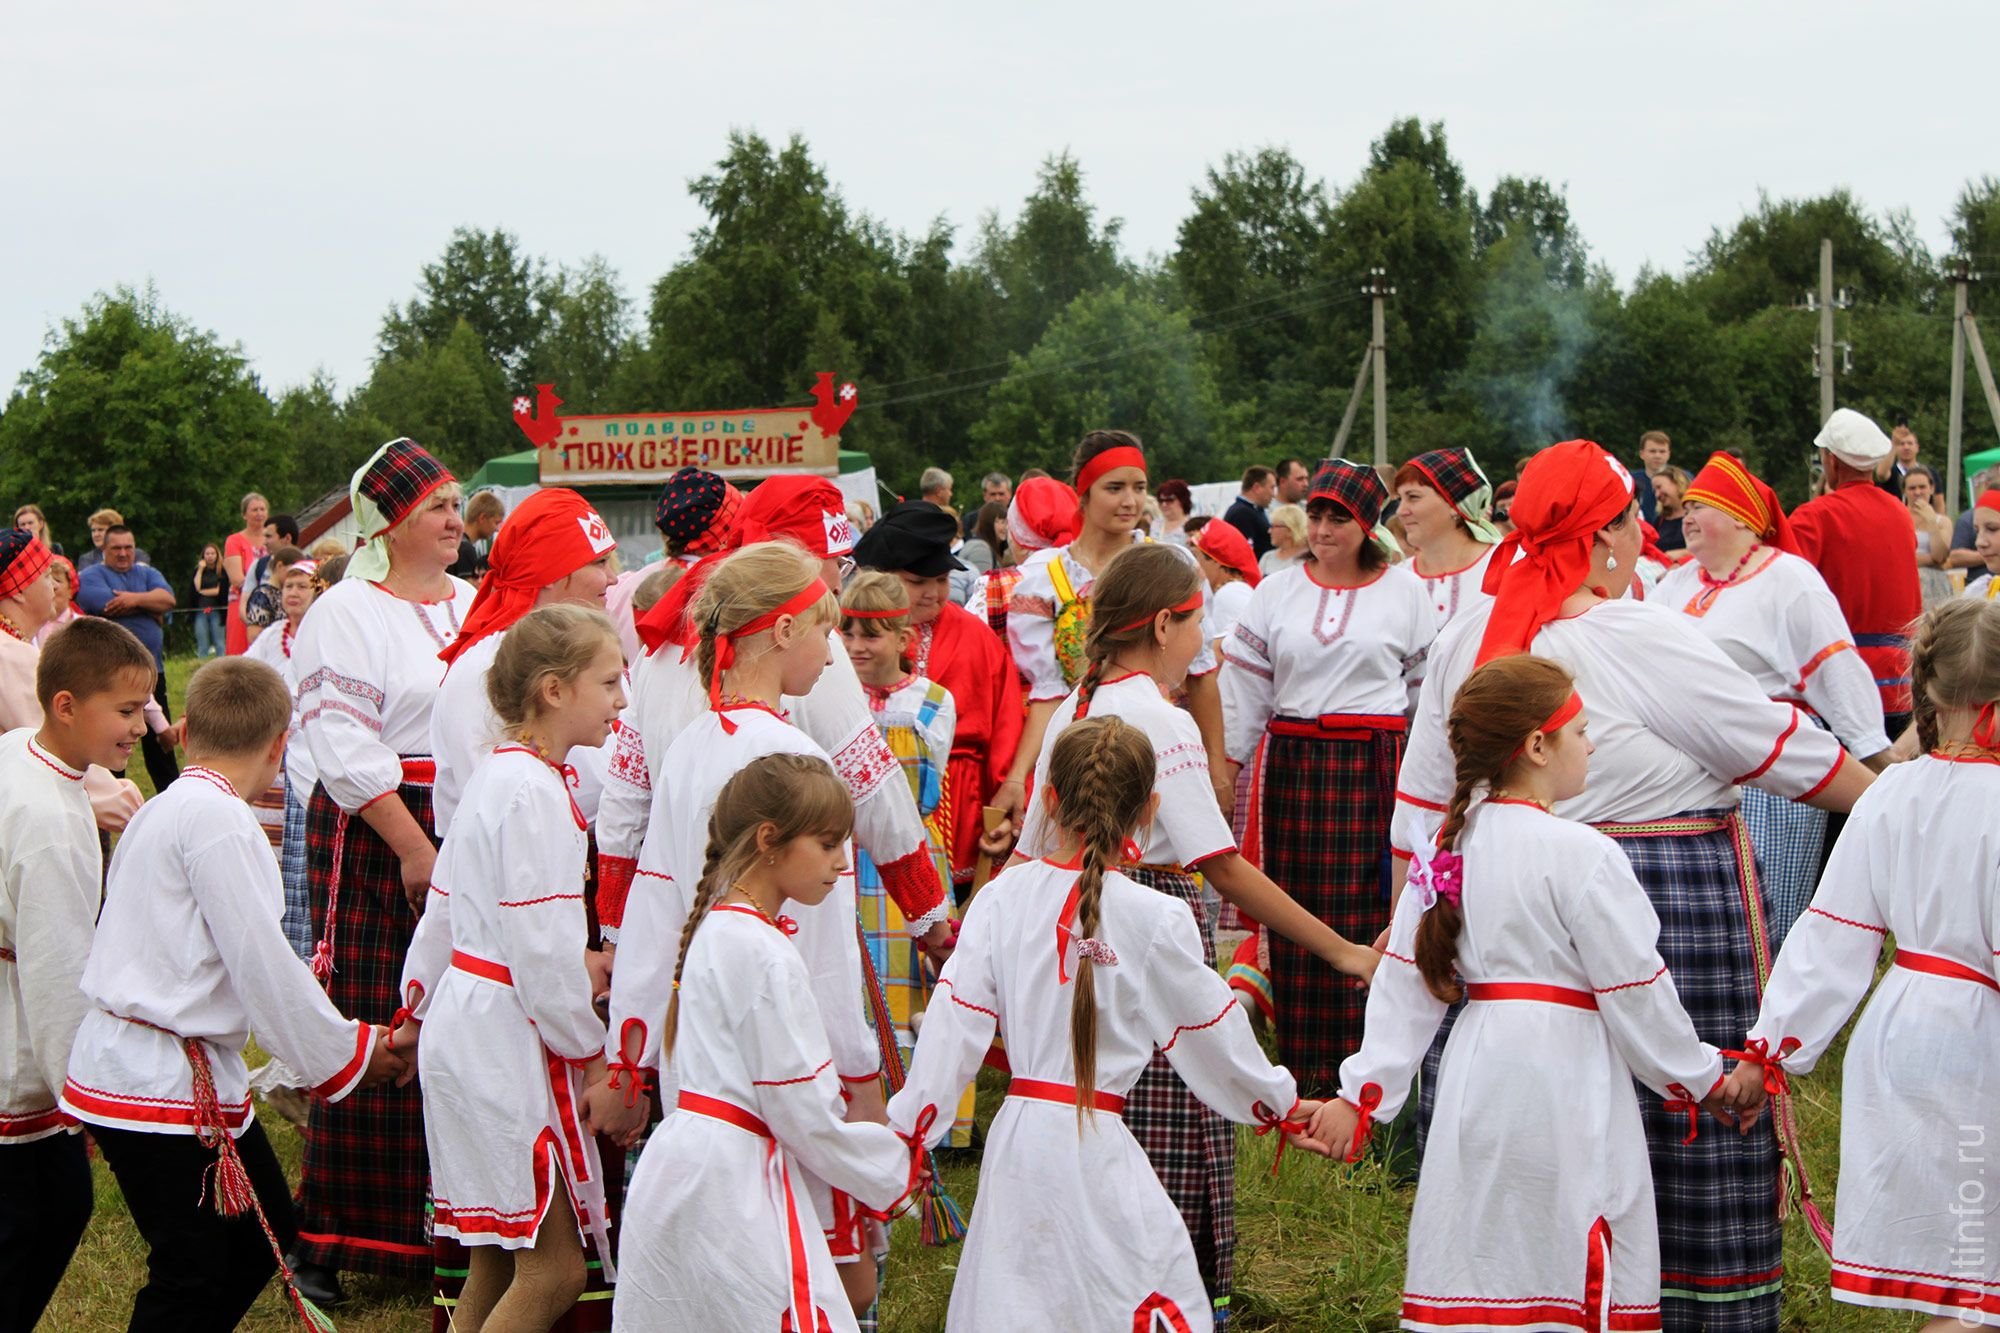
[600, 542, 889, 1315]
[613, 755, 919, 1333]
[1318, 655, 1750, 1333]
[1012, 541, 1377, 1319]
[890, 717, 1330, 1333]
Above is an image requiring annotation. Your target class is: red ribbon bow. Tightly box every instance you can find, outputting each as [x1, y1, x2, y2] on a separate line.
[1251, 1100, 1310, 1176]
[1721, 1036, 1799, 1099]
[606, 1018, 654, 1109]
[1662, 1082, 1703, 1145]
[775, 915, 800, 937]
[1342, 1083, 1382, 1163]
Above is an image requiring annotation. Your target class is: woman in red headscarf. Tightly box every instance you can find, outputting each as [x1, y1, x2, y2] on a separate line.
[291, 438, 477, 1300]
[1389, 439, 1874, 1333]
[429, 487, 620, 839]
[983, 475, 1078, 645]
[1654, 453, 1892, 955]
[1219, 459, 1439, 1094]
[1005, 432, 1225, 825]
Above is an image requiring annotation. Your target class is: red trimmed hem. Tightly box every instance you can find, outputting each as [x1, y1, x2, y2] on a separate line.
[62, 1079, 252, 1131]
[753, 1060, 834, 1089]
[838, 1069, 882, 1085]
[355, 787, 399, 814]
[310, 1023, 375, 1099]
[1593, 964, 1667, 994]
[1729, 712, 1799, 785]
[1391, 845, 1413, 862]
[1183, 844, 1237, 870]
[1830, 1267, 2000, 1316]
[1797, 750, 1843, 802]
[1161, 1000, 1235, 1051]
[1395, 788, 1448, 812]
[293, 1230, 432, 1257]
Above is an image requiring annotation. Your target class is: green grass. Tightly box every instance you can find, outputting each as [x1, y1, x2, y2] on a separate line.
[52, 656, 1918, 1330]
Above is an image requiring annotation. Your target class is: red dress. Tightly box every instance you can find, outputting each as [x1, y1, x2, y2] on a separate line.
[910, 602, 1023, 886]
[224, 530, 260, 656]
[1789, 480, 1922, 718]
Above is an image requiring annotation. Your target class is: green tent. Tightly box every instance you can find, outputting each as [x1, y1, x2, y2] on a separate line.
[1965, 446, 2000, 493]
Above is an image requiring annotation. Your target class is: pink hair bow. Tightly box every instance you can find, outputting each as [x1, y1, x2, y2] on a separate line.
[1074, 938, 1119, 966]
[1407, 846, 1464, 913]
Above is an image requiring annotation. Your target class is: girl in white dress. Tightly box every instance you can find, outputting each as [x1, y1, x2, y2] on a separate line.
[1728, 598, 2000, 1328]
[613, 754, 918, 1333]
[396, 605, 627, 1332]
[1318, 654, 1750, 1333]
[891, 716, 1331, 1333]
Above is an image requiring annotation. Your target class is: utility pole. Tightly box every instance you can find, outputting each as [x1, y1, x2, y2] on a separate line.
[1367, 268, 1394, 467]
[1818, 239, 1836, 424]
[1947, 255, 1974, 516]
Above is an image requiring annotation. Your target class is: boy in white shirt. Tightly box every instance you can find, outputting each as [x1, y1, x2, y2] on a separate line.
[0, 617, 155, 1328]
[62, 657, 406, 1331]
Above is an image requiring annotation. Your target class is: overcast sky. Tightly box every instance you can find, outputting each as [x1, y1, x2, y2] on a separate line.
[6, 1, 1992, 397]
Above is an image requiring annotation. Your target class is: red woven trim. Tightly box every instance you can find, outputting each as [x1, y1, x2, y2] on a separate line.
[753, 1059, 833, 1088]
[497, 893, 584, 908]
[1807, 905, 1887, 935]
[1593, 964, 1667, 994]
[875, 844, 946, 922]
[594, 854, 637, 930]
[1160, 1000, 1235, 1052]
[1381, 949, 1415, 965]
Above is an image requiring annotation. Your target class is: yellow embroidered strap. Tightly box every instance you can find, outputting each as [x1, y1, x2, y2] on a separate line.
[1045, 556, 1091, 688]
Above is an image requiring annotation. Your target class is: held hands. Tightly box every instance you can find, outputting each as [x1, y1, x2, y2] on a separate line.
[359, 1025, 411, 1091]
[917, 919, 955, 967]
[1281, 1098, 1336, 1158]
[386, 1015, 422, 1087]
[1307, 1097, 1362, 1162]
[582, 1071, 651, 1148]
[1707, 1060, 1769, 1135]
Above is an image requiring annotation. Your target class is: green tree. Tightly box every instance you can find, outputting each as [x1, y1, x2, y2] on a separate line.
[272, 371, 385, 505]
[0, 286, 284, 573]
[529, 256, 635, 412]
[355, 319, 512, 478]
[1570, 273, 1742, 476]
[379, 227, 549, 377]
[966, 286, 1222, 482]
[970, 153, 1129, 354]
[1476, 176, 1588, 289]
[1689, 190, 1934, 325]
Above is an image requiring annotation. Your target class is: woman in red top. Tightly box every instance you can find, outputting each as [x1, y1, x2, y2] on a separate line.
[223, 491, 267, 656]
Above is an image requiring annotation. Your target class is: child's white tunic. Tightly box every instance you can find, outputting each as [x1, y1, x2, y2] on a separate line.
[888, 858, 1299, 1333]
[613, 905, 914, 1333]
[62, 766, 376, 1134]
[1339, 802, 1723, 1333]
[1746, 755, 2000, 1324]
[399, 746, 609, 1256]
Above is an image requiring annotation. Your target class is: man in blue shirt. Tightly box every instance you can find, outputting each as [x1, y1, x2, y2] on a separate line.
[1224, 465, 1276, 559]
[77, 525, 179, 789]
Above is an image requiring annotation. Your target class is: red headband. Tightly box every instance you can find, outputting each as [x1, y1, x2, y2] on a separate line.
[1978, 489, 2000, 515]
[708, 579, 830, 731]
[1113, 588, 1203, 634]
[841, 605, 909, 621]
[1505, 690, 1583, 764]
[1075, 445, 1148, 496]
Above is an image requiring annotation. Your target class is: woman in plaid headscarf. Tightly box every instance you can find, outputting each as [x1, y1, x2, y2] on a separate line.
[290, 438, 477, 1301]
[1219, 459, 1440, 1095]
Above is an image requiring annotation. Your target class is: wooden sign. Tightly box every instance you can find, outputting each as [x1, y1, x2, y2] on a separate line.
[514, 374, 857, 485]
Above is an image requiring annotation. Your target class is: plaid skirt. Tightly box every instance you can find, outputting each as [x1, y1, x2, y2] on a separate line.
[1123, 865, 1236, 1312]
[1738, 784, 1826, 959]
[1598, 811, 1784, 1333]
[295, 778, 435, 1278]
[280, 787, 311, 961]
[1257, 726, 1400, 1094]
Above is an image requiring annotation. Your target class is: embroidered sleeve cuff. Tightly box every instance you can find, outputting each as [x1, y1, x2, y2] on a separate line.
[876, 846, 946, 922]
[905, 901, 949, 935]
[595, 854, 638, 930]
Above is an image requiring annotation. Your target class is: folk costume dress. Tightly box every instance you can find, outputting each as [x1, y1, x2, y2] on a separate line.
[606, 701, 885, 1262]
[1008, 541, 1219, 705]
[1653, 455, 1888, 955]
[399, 747, 613, 1276]
[1742, 754, 2000, 1324]
[1402, 447, 1502, 650]
[612, 903, 918, 1333]
[856, 673, 976, 1145]
[1017, 670, 1247, 1309]
[291, 438, 475, 1279]
[1220, 466, 1439, 1094]
[984, 477, 1079, 649]
[1339, 801, 1725, 1333]
[887, 856, 1304, 1333]
[1393, 442, 1850, 1333]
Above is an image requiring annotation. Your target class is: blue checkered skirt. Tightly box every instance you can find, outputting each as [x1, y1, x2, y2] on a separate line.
[1737, 784, 1825, 959]
[1598, 811, 1783, 1333]
[281, 787, 311, 961]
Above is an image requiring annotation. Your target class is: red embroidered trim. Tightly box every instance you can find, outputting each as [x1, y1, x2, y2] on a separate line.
[496, 893, 584, 908]
[753, 1059, 833, 1088]
[1160, 1000, 1235, 1052]
[1807, 905, 1887, 935]
[937, 978, 997, 1019]
[181, 765, 239, 800]
[595, 854, 637, 929]
[1593, 964, 1667, 994]
[25, 740, 83, 782]
[876, 844, 945, 922]
[1381, 949, 1415, 965]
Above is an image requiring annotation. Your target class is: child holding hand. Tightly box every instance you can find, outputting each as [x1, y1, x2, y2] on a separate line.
[397, 605, 628, 1333]
[1729, 598, 2000, 1328]
[1313, 655, 1753, 1333]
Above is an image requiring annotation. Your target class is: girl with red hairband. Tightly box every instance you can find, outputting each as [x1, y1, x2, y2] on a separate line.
[1961, 487, 2000, 600]
[1005, 431, 1227, 828]
[1013, 543, 1378, 1318]
[602, 542, 894, 1319]
[1219, 458, 1439, 1096]
[1321, 654, 1747, 1333]
[1732, 596, 2000, 1329]
[1394, 439, 1876, 1333]
[1655, 452, 1892, 955]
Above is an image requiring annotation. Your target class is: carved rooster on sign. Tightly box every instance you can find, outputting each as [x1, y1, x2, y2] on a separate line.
[513, 384, 564, 449]
[809, 373, 858, 438]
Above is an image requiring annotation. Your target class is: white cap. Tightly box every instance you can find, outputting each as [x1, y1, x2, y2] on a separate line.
[1813, 408, 1892, 470]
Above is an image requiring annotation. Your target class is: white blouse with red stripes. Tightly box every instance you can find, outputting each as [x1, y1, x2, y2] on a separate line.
[63, 766, 375, 1136]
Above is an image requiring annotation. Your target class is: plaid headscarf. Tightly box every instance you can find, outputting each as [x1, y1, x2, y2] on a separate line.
[346, 438, 455, 582]
[654, 467, 744, 554]
[0, 529, 53, 601]
[1307, 459, 1399, 561]
[1402, 447, 1500, 545]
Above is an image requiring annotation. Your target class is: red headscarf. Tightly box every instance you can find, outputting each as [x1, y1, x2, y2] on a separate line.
[439, 488, 618, 666]
[1195, 518, 1261, 587]
[1476, 440, 1636, 665]
[1682, 452, 1798, 555]
[1006, 478, 1080, 553]
[0, 530, 53, 601]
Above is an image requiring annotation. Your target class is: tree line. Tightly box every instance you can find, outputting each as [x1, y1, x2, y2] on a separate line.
[5, 117, 1998, 575]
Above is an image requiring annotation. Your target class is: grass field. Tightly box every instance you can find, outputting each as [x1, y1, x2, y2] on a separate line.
[46, 655, 1919, 1331]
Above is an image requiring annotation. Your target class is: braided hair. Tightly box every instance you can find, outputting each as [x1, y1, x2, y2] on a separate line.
[661, 753, 854, 1062]
[1072, 544, 1202, 720]
[1909, 597, 2000, 752]
[690, 542, 839, 696]
[1043, 717, 1156, 1126]
[1413, 655, 1577, 1004]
